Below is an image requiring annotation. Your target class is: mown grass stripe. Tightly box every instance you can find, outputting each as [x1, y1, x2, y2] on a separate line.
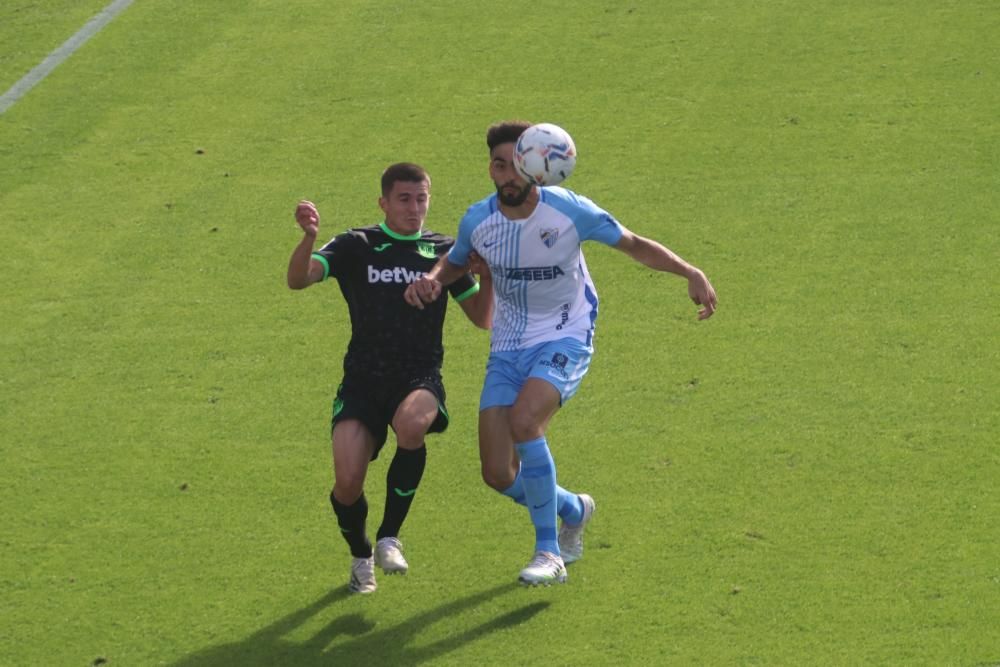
[0, 0, 135, 114]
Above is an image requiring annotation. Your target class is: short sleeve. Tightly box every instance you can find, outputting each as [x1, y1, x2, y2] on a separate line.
[447, 216, 475, 266]
[542, 187, 624, 246]
[447, 197, 494, 266]
[311, 232, 359, 281]
[578, 210, 624, 245]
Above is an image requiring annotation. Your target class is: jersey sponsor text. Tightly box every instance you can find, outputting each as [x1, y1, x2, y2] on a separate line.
[504, 265, 565, 281]
[368, 265, 425, 284]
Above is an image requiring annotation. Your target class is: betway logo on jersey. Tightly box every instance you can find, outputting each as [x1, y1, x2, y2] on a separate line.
[504, 265, 565, 281]
[368, 265, 425, 284]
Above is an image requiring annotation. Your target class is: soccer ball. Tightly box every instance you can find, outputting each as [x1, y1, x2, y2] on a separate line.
[513, 123, 577, 186]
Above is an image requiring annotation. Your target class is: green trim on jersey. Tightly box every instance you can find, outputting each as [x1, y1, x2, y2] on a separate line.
[311, 253, 330, 281]
[453, 281, 480, 303]
[379, 221, 422, 241]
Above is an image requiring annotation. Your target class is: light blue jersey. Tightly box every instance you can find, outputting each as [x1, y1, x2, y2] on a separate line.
[448, 186, 623, 352]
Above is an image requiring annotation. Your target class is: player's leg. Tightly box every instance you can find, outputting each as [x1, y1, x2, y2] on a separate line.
[479, 351, 583, 523]
[479, 350, 531, 495]
[507, 379, 567, 585]
[509, 377, 563, 556]
[330, 418, 376, 549]
[526, 338, 595, 564]
[327, 380, 390, 593]
[480, 347, 576, 585]
[514, 339, 595, 580]
[480, 407, 584, 524]
[330, 418, 378, 593]
[374, 386, 440, 574]
[479, 405, 519, 492]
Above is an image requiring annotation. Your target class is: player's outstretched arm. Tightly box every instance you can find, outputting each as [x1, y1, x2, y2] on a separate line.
[404, 255, 468, 309]
[287, 200, 326, 290]
[457, 252, 494, 329]
[614, 228, 718, 320]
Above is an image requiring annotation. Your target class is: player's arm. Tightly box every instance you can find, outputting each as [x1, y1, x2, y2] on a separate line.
[404, 254, 468, 309]
[287, 200, 327, 290]
[456, 252, 493, 329]
[614, 228, 718, 320]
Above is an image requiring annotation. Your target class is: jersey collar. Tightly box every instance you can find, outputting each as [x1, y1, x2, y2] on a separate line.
[379, 221, 422, 241]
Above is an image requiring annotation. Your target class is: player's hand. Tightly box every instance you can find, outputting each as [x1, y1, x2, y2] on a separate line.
[295, 200, 320, 237]
[404, 275, 442, 309]
[687, 269, 718, 320]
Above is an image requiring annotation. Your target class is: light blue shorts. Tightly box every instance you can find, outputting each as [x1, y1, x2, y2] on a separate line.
[479, 338, 593, 410]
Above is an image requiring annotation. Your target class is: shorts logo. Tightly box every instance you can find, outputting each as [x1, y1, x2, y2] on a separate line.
[540, 227, 559, 248]
[539, 352, 570, 380]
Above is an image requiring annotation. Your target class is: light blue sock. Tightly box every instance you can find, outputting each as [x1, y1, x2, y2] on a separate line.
[557, 488, 584, 525]
[503, 473, 583, 525]
[501, 473, 527, 504]
[515, 437, 559, 555]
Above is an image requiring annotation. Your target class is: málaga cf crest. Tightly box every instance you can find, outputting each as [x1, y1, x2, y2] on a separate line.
[540, 228, 559, 248]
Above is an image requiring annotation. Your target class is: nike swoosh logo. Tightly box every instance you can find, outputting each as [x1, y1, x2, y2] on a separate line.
[394, 488, 417, 497]
[374, 243, 392, 252]
[532, 500, 552, 510]
[482, 240, 499, 248]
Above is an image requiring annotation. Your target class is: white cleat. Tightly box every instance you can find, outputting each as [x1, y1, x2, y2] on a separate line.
[558, 493, 595, 565]
[374, 537, 409, 575]
[349, 556, 377, 594]
[518, 551, 567, 586]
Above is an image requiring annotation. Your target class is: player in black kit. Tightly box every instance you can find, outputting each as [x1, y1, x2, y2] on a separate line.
[287, 163, 492, 593]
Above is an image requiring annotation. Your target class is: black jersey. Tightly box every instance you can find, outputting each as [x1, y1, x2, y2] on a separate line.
[312, 222, 479, 379]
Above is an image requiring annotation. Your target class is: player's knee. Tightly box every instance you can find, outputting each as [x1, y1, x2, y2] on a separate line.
[333, 472, 365, 502]
[481, 461, 515, 492]
[392, 414, 432, 448]
[481, 468, 508, 492]
[508, 408, 543, 444]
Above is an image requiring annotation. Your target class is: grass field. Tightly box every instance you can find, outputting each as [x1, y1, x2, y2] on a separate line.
[2, 1, 998, 664]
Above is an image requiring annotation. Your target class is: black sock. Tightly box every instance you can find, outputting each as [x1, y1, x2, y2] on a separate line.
[330, 491, 372, 558]
[377, 445, 427, 540]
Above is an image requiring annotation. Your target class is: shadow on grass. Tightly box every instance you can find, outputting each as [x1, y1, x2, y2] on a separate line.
[171, 582, 547, 666]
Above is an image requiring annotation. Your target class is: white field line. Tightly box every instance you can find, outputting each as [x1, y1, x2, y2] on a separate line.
[0, 0, 135, 114]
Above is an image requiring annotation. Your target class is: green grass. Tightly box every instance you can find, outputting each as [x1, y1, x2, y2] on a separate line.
[2, 1, 998, 664]
[0, 0, 114, 93]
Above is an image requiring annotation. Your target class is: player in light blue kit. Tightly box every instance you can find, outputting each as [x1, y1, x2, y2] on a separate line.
[405, 121, 718, 585]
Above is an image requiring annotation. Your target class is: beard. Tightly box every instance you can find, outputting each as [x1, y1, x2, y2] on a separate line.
[496, 180, 533, 207]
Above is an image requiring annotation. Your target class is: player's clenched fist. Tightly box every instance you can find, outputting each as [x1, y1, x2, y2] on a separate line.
[404, 276, 442, 309]
[295, 200, 320, 237]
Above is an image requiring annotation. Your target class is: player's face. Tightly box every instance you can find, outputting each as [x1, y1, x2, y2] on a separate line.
[380, 179, 430, 236]
[490, 142, 532, 207]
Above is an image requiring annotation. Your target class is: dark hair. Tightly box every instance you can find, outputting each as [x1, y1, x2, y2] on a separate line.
[381, 162, 430, 196]
[486, 120, 533, 152]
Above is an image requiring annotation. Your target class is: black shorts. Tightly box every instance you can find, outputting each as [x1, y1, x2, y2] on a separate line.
[331, 372, 449, 460]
